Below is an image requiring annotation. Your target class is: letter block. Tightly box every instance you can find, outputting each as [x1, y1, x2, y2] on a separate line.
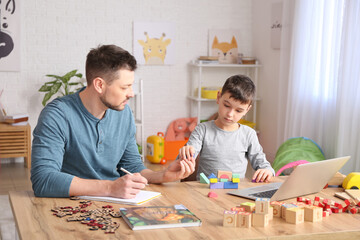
[241, 202, 256, 213]
[285, 208, 304, 224]
[252, 212, 269, 227]
[255, 198, 270, 214]
[223, 210, 237, 227]
[270, 201, 283, 218]
[237, 212, 252, 228]
[304, 206, 323, 222]
[281, 203, 298, 219]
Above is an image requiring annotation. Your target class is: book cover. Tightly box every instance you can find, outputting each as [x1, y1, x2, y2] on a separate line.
[120, 204, 202, 230]
[77, 190, 161, 205]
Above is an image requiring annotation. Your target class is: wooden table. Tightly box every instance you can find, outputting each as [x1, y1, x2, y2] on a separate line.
[0, 123, 31, 168]
[9, 179, 360, 240]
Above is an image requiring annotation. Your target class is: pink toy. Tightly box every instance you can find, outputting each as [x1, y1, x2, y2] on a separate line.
[275, 160, 310, 176]
[165, 117, 197, 141]
[208, 191, 218, 198]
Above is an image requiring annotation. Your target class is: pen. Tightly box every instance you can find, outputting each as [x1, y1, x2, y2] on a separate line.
[120, 167, 148, 185]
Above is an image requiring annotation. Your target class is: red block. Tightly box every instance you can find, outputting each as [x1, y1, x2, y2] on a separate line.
[208, 191, 218, 198]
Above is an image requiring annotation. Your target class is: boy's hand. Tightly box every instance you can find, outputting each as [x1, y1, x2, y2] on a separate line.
[179, 145, 195, 161]
[252, 169, 273, 183]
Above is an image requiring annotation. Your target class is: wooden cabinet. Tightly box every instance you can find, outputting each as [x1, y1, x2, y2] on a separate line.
[0, 123, 31, 168]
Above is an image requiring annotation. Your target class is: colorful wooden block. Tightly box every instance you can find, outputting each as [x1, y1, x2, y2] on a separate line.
[208, 173, 217, 179]
[217, 170, 232, 180]
[232, 178, 240, 183]
[281, 203, 298, 219]
[232, 173, 240, 179]
[209, 178, 218, 183]
[230, 206, 245, 212]
[286, 208, 304, 224]
[270, 201, 283, 218]
[304, 206, 323, 222]
[237, 212, 252, 228]
[220, 178, 229, 182]
[223, 182, 238, 189]
[210, 182, 224, 189]
[252, 213, 269, 227]
[255, 198, 270, 214]
[223, 210, 237, 227]
[199, 172, 210, 184]
[241, 202, 256, 212]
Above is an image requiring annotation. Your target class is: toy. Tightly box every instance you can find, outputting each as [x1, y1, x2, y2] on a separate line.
[285, 208, 304, 224]
[208, 191, 218, 198]
[342, 172, 360, 189]
[199, 173, 210, 184]
[146, 132, 166, 164]
[165, 117, 197, 141]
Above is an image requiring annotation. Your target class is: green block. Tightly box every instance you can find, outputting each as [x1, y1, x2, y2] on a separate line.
[199, 172, 210, 184]
[232, 173, 240, 178]
[220, 178, 229, 182]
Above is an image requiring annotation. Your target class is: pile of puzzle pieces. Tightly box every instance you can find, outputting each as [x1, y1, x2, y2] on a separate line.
[51, 199, 121, 234]
[200, 170, 240, 189]
[223, 195, 360, 227]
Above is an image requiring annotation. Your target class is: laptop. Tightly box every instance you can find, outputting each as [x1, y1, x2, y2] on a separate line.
[227, 156, 350, 201]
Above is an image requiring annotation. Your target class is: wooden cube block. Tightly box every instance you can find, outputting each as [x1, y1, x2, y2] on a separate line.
[232, 173, 240, 178]
[270, 201, 283, 218]
[237, 212, 252, 228]
[240, 202, 256, 212]
[231, 206, 245, 212]
[268, 206, 273, 220]
[217, 170, 232, 180]
[252, 213, 269, 227]
[304, 206, 323, 222]
[281, 203, 298, 219]
[286, 208, 304, 224]
[223, 210, 237, 227]
[232, 178, 240, 183]
[255, 198, 270, 214]
[224, 182, 238, 189]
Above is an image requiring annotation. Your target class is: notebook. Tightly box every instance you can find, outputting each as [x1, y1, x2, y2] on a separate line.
[77, 190, 161, 205]
[228, 156, 350, 201]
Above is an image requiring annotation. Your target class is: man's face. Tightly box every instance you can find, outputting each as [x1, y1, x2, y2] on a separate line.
[100, 69, 135, 111]
[216, 91, 251, 128]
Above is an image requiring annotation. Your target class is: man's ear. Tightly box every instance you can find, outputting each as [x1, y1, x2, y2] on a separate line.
[93, 77, 105, 94]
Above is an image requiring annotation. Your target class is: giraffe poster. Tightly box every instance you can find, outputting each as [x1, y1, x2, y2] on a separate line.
[0, 0, 20, 71]
[133, 22, 175, 65]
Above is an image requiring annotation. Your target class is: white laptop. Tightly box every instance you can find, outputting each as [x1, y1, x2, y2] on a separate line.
[227, 156, 350, 201]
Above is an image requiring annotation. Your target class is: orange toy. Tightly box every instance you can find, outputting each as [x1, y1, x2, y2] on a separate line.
[165, 117, 197, 141]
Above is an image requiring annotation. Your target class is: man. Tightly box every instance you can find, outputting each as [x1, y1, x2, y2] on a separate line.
[31, 45, 195, 198]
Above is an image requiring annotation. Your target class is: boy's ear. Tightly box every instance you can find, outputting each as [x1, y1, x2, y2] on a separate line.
[216, 91, 221, 104]
[246, 104, 252, 113]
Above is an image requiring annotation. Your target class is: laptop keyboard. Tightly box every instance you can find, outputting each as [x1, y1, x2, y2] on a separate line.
[249, 189, 277, 198]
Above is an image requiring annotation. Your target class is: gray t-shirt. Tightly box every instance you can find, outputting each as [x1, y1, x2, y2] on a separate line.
[187, 120, 275, 180]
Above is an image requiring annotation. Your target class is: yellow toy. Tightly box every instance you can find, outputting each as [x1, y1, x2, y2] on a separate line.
[146, 132, 166, 164]
[342, 172, 360, 189]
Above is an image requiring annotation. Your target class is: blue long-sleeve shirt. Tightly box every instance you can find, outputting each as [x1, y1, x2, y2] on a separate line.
[31, 90, 146, 197]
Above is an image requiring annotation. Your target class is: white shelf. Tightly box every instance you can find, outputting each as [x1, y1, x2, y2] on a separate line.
[188, 61, 262, 131]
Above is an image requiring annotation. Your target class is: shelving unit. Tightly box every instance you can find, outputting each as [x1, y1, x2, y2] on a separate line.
[129, 78, 145, 161]
[188, 61, 262, 130]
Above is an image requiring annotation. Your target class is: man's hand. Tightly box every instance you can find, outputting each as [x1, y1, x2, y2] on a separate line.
[162, 158, 196, 182]
[109, 173, 148, 199]
[252, 169, 273, 183]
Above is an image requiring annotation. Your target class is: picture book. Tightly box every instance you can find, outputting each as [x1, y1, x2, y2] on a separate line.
[77, 190, 161, 205]
[120, 204, 202, 230]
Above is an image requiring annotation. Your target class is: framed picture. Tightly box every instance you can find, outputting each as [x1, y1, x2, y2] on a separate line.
[133, 22, 175, 65]
[0, 0, 20, 71]
[209, 29, 241, 64]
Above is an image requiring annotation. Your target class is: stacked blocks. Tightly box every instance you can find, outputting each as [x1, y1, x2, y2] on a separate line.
[207, 170, 239, 189]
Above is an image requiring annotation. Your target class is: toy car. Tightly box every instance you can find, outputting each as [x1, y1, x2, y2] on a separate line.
[342, 172, 360, 189]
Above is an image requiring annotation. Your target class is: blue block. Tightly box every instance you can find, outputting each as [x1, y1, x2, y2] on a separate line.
[208, 173, 217, 179]
[210, 182, 224, 189]
[223, 182, 238, 189]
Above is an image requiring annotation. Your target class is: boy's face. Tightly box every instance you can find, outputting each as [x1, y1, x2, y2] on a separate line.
[100, 68, 135, 111]
[216, 91, 251, 130]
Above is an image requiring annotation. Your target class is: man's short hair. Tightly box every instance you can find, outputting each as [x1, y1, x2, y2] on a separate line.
[85, 45, 137, 85]
[221, 74, 255, 104]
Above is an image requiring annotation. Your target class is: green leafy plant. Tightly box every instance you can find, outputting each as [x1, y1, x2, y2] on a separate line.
[38, 69, 84, 106]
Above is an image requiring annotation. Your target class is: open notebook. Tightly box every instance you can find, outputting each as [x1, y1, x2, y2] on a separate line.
[77, 190, 161, 205]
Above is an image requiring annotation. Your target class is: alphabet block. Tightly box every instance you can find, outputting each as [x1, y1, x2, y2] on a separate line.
[281, 203, 298, 219]
[285, 208, 304, 224]
[240, 202, 256, 213]
[255, 198, 270, 214]
[270, 201, 283, 218]
[304, 206, 323, 222]
[223, 210, 237, 227]
[252, 213, 269, 227]
[237, 212, 252, 228]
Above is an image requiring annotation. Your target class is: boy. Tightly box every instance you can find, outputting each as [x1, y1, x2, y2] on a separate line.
[179, 74, 274, 182]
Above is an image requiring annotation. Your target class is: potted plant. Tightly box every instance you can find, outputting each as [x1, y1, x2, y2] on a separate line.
[38, 69, 84, 106]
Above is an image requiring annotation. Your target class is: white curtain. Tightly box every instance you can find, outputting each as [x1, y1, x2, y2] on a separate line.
[277, 0, 360, 174]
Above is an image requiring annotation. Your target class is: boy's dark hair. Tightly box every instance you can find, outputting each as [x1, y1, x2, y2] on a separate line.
[221, 74, 255, 104]
[85, 45, 137, 85]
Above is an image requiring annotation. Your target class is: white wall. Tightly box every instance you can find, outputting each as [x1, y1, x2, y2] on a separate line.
[0, 0, 257, 157]
[252, 0, 282, 162]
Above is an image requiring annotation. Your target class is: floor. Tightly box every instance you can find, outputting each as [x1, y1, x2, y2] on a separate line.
[0, 161, 32, 195]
